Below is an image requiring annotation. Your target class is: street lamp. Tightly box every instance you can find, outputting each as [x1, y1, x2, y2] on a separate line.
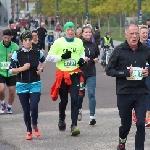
[85, 0, 88, 21]
[138, 0, 142, 24]
[56, 0, 59, 23]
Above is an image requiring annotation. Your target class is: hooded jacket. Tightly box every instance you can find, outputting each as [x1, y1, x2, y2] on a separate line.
[80, 38, 100, 77]
[106, 41, 150, 94]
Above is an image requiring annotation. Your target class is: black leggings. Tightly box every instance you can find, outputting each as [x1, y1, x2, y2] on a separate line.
[18, 92, 41, 132]
[59, 74, 80, 126]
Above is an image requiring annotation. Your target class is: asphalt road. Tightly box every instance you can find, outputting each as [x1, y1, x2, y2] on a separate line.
[0, 29, 122, 114]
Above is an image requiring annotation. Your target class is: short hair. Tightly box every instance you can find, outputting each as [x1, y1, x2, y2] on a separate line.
[95, 26, 99, 29]
[3, 29, 12, 36]
[146, 19, 150, 21]
[32, 30, 38, 34]
[82, 26, 92, 33]
[125, 24, 138, 33]
[138, 25, 148, 31]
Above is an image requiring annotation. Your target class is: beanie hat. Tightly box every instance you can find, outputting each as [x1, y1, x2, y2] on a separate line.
[64, 22, 76, 31]
[21, 31, 32, 41]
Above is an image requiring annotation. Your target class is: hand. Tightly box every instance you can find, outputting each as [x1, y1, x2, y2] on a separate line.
[36, 70, 42, 75]
[78, 58, 85, 67]
[22, 63, 30, 71]
[8, 53, 12, 58]
[84, 56, 90, 62]
[142, 67, 149, 77]
[61, 50, 71, 59]
[129, 64, 133, 76]
[93, 58, 99, 63]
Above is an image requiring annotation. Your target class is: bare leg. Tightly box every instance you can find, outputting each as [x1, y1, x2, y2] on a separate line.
[8, 86, 16, 105]
[0, 83, 5, 101]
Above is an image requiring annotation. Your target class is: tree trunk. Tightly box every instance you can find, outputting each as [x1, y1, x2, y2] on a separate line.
[120, 13, 122, 38]
[75, 16, 77, 26]
[98, 15, 100, 27]
[107, 13, 110, 31]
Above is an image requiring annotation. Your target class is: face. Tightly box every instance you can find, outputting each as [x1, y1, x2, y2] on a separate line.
[76, 28, 82, 37]
[23, 38, 32, 49]
[106, 34, 110, 38]
[146, 20, 150, 25]
[140, 28, 148, 42]
[25, 24, 29, 28]
[32, 32, 38, 40]
[3, 35, 11, 45]
[125, 25, 139, 47]
[82, 28, 92, 40]
[65, 28, 75, 39]
[41, 23, 45, 27]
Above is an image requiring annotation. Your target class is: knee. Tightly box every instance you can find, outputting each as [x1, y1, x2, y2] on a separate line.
[9, 89, 15, 96]
[136, 121, 145, 130]
[88, 92, 95, 99]
[0, 88, 4, 94]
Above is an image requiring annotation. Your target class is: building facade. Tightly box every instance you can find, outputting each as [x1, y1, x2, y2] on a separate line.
[0, 0, 11, 25]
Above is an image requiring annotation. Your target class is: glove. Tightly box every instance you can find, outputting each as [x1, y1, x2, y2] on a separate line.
[61, 50, 71, 59]
[78, 58, 85, 67]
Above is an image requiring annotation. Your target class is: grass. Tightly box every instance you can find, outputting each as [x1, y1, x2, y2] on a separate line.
[100, 27, 126, 42]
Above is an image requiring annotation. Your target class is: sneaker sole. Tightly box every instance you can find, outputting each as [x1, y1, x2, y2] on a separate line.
[70, 128, 80, 136]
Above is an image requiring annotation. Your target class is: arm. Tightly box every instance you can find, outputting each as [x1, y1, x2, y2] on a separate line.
[9, 51, 30, 74]
[46, 40, 61, 63]
[110, 38, 115, 48]
[101, 38, 104, 48]
[105, 47, 130, 77]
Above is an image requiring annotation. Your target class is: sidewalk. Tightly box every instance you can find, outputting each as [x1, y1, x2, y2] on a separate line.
[0, 108, 150, 150]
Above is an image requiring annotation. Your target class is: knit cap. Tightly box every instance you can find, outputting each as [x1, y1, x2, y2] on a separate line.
[63, 22, 76, 31]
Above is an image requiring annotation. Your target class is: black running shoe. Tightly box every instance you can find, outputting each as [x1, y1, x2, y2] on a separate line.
[70, 124, 80, 136]
[89, 118, 96, 125]
[58, 120, 66, 131]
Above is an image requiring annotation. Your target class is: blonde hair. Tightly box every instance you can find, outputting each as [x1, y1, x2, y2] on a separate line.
[138, 25, 148, 31]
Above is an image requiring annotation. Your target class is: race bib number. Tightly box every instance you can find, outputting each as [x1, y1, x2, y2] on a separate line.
[64, 59, 76, 69]
[1, 62, 11, 70]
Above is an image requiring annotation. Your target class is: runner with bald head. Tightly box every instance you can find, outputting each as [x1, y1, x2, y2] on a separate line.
[106, 24, 150, 150]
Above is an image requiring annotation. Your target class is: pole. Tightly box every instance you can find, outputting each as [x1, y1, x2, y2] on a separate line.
[16, 0, 19, 21]
[85, 0, 88, 21]
[56, 0, 59, 23]
[39, 0, 42, 22]
[138, 0, 142, 24]
[26, 0, 29, 11]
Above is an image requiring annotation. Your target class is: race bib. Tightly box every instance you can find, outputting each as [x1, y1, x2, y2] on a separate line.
[1, 62, 11, 70]
[64, 59, 76, 69]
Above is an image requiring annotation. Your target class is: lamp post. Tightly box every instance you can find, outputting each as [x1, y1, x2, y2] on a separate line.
[85, 0, 88, 21]
[56, 0, 59, 23]
[138, 0, 142, 24]
[16, 0, 20, 21]
[26, 0, 29, 11]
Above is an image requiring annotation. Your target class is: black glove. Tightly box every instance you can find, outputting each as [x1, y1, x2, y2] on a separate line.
[78, 58, 85, 67]
[61, 50, 71, 59]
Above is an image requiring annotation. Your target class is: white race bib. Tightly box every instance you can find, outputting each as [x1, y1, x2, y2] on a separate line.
[1, 62, 11, 70]
[64, 59, 76, 69]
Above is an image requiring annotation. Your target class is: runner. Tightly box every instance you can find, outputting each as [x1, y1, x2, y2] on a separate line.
[32, 30, 42, 50]
[9, 31, 46, 140]
[106, 24, 150, 150]
[78, 26, 99, 124]
[0, 29, 19, 114]
[46, 22, 85, 136]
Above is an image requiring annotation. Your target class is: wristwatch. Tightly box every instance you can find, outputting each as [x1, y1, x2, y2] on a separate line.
[40, 68, 43, 72]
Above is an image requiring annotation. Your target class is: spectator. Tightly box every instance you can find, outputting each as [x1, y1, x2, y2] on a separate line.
[94, 26, 101, 48]
[55, 22, 62, 39]
[51, 18, 55, 30]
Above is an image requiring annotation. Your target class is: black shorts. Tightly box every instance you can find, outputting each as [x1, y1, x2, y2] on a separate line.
[0, 74, 16, 86]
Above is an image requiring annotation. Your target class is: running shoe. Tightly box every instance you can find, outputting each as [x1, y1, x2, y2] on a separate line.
[26, 132, 32, 140]
[117, 138, 126, 150]
[132, 110, 137, 124]
[6, 107, 12, 114]
[145, 118, 150, 127]
[89, 117, 96, 125]
[32, 125, 41, 137]
[70, 125, 80, 136]
[78, 112, 82, 121]
[58, 120, 66, 131]
[0, 103, 6, 114]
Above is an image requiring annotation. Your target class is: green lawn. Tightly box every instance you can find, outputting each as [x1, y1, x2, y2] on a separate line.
[100, 27, 126, 41]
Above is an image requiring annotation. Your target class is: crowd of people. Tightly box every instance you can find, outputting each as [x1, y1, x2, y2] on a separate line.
[1, 18, 150, 150]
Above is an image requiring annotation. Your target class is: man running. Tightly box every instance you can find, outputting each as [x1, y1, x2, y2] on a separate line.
[46, 22, 85, 136]
[106, 24, 150, 150]
[0, 29, 19, 114]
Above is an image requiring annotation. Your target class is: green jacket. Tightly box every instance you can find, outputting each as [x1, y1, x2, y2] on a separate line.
[0, 41, 19, 77]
